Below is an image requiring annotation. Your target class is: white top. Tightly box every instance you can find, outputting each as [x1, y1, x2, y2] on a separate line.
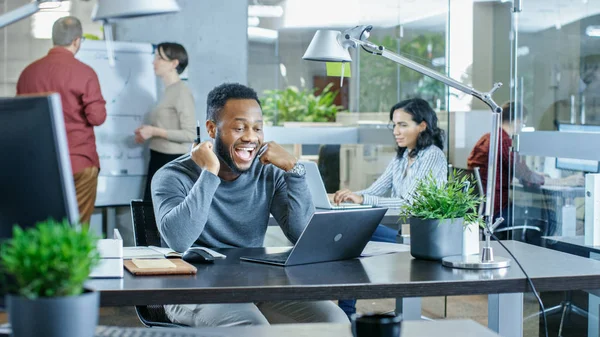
[356, 145, 447, 208]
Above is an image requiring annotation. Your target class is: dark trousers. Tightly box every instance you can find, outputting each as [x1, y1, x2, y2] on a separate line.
[144, 150, 185, 201]
[338, 225, 398, 317]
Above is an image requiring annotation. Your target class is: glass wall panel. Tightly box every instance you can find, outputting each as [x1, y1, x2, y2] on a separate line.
[248, 0, 452, 194]
[512, 1, 600, 245]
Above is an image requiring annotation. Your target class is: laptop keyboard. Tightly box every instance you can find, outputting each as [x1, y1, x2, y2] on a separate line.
[96, 326, 224, 337]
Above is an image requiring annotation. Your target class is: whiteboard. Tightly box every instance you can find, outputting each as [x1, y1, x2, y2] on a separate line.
[77, 40, 157, 206]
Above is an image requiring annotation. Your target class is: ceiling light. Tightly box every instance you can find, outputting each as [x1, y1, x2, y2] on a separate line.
[248, 5, 283, 18]
[32, 1, 71, 39]
[92, 0, 180, 21]
[516, 46, 529, 56]
[248, 27, 278, 44]
[248, 16, 260, 27]
[38, 1, 67, 10]
[586, 25, 600, 37]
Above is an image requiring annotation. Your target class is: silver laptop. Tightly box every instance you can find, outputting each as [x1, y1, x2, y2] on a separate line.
[240, 208, 387, 266]
[302, 161, 372, 210]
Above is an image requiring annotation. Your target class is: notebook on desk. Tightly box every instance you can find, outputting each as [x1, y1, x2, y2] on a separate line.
[123, 258, 197, 276]
[302, 161, 372, 210]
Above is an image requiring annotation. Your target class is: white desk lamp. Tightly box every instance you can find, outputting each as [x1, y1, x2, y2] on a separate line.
[303, 25, 510, 269]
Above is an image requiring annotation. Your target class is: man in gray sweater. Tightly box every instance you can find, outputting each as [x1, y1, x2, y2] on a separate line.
[152, 83, 348, 326]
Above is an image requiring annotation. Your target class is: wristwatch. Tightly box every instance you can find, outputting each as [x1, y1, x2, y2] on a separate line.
[286, 162, 306, 177]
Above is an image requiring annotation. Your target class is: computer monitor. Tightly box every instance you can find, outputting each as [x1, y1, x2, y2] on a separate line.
[0, 94, 79, 240]
[555, 123, 600, 173]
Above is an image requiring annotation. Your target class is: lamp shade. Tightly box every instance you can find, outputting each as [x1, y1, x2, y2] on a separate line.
[92, 0, 180, 21]
[302, 30, 352, 62]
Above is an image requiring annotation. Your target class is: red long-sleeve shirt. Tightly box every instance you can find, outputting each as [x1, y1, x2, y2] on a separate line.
[17, 47, 107, 174]
[468, 128, 545, 215]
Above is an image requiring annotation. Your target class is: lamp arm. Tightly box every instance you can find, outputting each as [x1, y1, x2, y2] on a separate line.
[0, 2, 39, 29]
[346, 36, 503, 114]
[345, 33, 505, 260]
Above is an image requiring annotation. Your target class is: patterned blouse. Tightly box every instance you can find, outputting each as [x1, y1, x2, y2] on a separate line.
[356, 145, 448, 208]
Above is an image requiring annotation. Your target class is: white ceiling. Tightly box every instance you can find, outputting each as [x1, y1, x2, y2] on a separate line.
[252, 0, 600, 33]
[282, 0, 448, 29]
[517, 0, 600, 32]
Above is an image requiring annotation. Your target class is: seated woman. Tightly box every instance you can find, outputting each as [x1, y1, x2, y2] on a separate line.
[333, 97, 448, 317]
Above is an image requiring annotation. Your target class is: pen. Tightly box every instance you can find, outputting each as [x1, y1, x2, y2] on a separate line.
[195, 120, 201, 144]
[257, 144, 268, 158]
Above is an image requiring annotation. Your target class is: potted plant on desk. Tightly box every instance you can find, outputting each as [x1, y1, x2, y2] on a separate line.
[1, 219, 100, 337]
[400, 172, 483, 261]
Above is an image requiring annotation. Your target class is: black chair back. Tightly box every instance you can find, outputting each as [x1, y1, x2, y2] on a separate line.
[130, 199, 164, 247]
[129, 199, 186, 328]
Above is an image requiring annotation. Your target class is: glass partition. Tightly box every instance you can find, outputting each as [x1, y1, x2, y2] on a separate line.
[248, 0, 452, 193]
[511, 0, 600, 243]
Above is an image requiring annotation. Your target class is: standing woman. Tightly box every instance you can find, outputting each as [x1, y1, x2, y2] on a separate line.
[135, 42, 195, 201]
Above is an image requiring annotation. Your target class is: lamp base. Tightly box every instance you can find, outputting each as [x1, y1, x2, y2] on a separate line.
[442, 254, 511, 269]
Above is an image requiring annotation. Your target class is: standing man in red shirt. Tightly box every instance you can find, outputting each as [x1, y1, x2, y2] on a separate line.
[17, 16, 107, 226]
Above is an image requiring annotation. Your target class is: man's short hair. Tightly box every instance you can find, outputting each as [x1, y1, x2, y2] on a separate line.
[206, 83, 261, 122]
[501, 101, 528, 123]
[52, 16, 83, 47]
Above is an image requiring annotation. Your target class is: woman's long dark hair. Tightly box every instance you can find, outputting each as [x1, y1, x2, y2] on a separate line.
[390, 98, 444, 159]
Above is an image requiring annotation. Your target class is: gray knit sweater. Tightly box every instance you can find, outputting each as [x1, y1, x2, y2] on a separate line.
[151, 154, 315, 252]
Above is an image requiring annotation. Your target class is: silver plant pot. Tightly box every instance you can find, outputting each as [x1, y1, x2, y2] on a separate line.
[7, 289, 99, 337]
[409, 217, 464, 261]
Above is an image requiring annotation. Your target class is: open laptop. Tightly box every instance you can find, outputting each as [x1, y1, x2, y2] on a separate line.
[240, 208, 387, 266]
[303, 161, 372, 210]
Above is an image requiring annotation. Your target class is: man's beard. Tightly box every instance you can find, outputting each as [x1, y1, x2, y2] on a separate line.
[214, 133, 246, 175]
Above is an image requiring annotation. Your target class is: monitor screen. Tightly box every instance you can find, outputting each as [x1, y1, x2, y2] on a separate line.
[0, 94, 79, 240]
[556, 123, 600, 173]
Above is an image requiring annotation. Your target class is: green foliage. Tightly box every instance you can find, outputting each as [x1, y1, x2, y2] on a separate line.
[359, 32, 447, 112]
[0, 219, 100, 299]
[82, 33, 101, 40]
[399, 171, 484, 227]
[261, 83, 346, 126]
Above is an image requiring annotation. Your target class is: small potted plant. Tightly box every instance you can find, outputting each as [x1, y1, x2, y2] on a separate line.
[1, 219, 100, 337]
[399, 172, 483, 261]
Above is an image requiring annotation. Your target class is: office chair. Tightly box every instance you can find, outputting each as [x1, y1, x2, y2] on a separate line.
[130, 199, 187, 328]
[464, 166, 547, 242]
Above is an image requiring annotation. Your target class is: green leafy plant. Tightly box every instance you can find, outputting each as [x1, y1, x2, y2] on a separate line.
[261, 83, 346, 126]
[399, 171, 484, 227]
[0, 219, 100, 299]
[359, 32, 448, 112]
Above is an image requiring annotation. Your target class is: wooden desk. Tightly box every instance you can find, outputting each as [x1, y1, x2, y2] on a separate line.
[87, 241, 600, 337]
[96, 320, 500, 337]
